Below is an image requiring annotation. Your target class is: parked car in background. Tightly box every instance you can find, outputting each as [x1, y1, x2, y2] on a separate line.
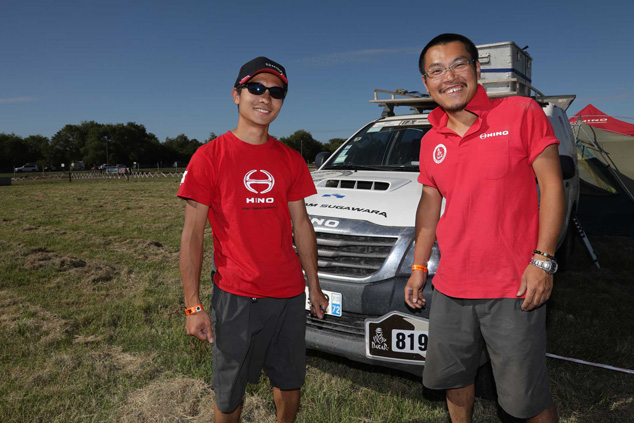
[106, 164, 129, 174]
[14, 163, 39, 172]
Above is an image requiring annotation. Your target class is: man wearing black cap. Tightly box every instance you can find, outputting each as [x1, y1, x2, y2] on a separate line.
[178, 56, 329, 423]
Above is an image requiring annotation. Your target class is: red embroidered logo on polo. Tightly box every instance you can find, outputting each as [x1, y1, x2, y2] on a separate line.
[433, 144, 447, 164]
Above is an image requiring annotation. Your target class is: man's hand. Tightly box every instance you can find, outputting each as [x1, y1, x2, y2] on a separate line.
[308, 287, 329, 319]
[185, 311, 214, 343]
[517, 264, 553, 311]
[404, 271, 427, 309]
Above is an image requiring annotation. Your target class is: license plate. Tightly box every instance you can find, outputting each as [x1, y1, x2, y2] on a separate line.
[304, 287, 342, 317]
[365, 311, 429, 364]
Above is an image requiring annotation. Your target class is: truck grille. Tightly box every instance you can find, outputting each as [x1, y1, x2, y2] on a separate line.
[306, 310, 366, 336]
[314, 232, 398, 277]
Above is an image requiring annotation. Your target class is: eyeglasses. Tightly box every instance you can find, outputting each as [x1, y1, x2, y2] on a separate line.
[423, 59, 475, 80]
[239, 82, 286, 100]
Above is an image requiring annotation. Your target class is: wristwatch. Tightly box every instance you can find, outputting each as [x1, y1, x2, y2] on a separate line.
[530, 258, 558, 275]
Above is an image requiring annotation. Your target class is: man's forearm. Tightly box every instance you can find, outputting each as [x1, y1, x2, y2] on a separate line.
[412, 187, 442, 266]
[180, 231, 205, 307]
[536, 183, 565, 255]
[532, 145, 566, 256]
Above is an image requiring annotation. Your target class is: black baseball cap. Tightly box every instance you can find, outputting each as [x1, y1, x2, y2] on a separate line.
[234, 56, 288, 88]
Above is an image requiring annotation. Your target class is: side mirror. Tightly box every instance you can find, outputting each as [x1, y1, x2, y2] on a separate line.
[560, 155, 576, 180]
[314, 152, 331, 169]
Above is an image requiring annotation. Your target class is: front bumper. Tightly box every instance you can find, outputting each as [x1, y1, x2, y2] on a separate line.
[305, 275, 434, 376]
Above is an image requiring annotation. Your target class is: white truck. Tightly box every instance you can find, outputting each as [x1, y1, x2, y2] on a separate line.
[303, 42, 580, 375]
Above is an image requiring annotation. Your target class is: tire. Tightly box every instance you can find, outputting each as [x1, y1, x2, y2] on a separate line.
[556, 213, 577, 272]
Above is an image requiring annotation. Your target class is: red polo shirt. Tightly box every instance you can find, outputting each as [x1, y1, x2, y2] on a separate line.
[418, 85, 559, 298]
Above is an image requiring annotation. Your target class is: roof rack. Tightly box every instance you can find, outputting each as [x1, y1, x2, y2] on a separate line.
[371, 79, 575, 117]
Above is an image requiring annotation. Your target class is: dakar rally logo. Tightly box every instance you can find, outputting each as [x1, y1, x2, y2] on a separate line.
[244, 169, 275, 194]
[372, 328, 389, 351]
[433, 144, 447, 164]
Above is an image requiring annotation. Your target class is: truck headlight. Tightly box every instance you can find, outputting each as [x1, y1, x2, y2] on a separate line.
[398, 240, 440, 276]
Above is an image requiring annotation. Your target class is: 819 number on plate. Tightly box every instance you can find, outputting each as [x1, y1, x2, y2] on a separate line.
[391, 329, 428, 353]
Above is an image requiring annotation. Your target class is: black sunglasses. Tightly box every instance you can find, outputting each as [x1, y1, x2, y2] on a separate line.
[239, 82, 286, 100]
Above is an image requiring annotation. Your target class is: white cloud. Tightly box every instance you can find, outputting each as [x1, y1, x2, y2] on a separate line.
[0, 97, 38, 104]
[301, 47, 420, 66]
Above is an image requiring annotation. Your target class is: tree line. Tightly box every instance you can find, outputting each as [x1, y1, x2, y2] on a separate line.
[0, 121, 346, 173]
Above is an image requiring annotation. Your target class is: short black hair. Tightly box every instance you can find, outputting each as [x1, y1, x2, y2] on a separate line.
[418, 33, 478, 75]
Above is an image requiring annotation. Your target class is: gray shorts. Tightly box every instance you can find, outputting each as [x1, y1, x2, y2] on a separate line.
[422, 289, 553, 419]
[210, 285, 307, 413]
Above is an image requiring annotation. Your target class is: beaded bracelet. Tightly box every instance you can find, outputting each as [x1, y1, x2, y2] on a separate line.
[533, 250, 556, 261]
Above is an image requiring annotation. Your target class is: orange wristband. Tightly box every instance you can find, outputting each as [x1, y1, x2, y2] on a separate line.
[412, 265, 428, 273]
[184, 304, 203, 315]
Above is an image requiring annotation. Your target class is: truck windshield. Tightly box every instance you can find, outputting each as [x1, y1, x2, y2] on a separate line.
[324, 123, 428, 172]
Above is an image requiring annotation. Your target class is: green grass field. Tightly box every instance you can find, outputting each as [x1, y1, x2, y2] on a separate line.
[1, 178, 633, 422]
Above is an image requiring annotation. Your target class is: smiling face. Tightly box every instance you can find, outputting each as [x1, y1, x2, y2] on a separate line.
[422, 41, 481, 113]
[233, 72, 285, 129]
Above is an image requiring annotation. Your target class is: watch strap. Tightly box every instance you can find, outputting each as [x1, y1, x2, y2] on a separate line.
[530, 258, 557, 275]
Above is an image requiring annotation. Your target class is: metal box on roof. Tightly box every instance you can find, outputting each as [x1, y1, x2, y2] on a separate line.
[477, 41, 533, 96]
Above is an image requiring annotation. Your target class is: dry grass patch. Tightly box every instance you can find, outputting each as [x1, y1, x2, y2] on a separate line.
[90, 345, 155, 376]
[116, 377, 278, 423]
[0, 289, 69, 345]
[116, 376, 215, 423]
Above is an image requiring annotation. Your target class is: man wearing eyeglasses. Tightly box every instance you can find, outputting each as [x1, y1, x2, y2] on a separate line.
[178, 56, 329, 423]
[404, 34, 563, 422]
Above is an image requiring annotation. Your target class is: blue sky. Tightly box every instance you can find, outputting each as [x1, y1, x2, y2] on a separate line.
[1, 0, 633, 145]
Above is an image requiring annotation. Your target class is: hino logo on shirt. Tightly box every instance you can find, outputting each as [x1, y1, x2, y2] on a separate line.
[479, 130, 509, 140]
[244, 169, 275, 194]
[244, 169, 275, 204]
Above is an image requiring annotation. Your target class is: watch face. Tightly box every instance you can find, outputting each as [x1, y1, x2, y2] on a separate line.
[531, 258, 557, 275]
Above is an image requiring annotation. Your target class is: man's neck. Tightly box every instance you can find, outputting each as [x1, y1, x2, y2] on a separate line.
[446, 109, 478, 137]
[231, 124, 270, 145]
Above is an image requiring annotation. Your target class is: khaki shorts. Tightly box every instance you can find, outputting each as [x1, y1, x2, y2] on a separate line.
[210, 286, 307, 413]
[422, 289, 553, 419]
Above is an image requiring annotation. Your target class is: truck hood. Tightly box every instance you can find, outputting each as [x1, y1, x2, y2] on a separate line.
[307, 169, 422, 227]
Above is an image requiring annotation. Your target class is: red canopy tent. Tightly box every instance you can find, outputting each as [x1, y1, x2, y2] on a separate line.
[570, 104, 634, 200]
[571, 104, 634, 136]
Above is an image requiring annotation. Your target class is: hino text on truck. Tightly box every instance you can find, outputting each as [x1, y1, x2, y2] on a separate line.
[302, 41, 581, 375]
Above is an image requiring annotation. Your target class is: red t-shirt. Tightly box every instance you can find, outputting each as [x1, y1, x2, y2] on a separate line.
[418, 85, 559, 299]
[177, 131, 317, 298]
